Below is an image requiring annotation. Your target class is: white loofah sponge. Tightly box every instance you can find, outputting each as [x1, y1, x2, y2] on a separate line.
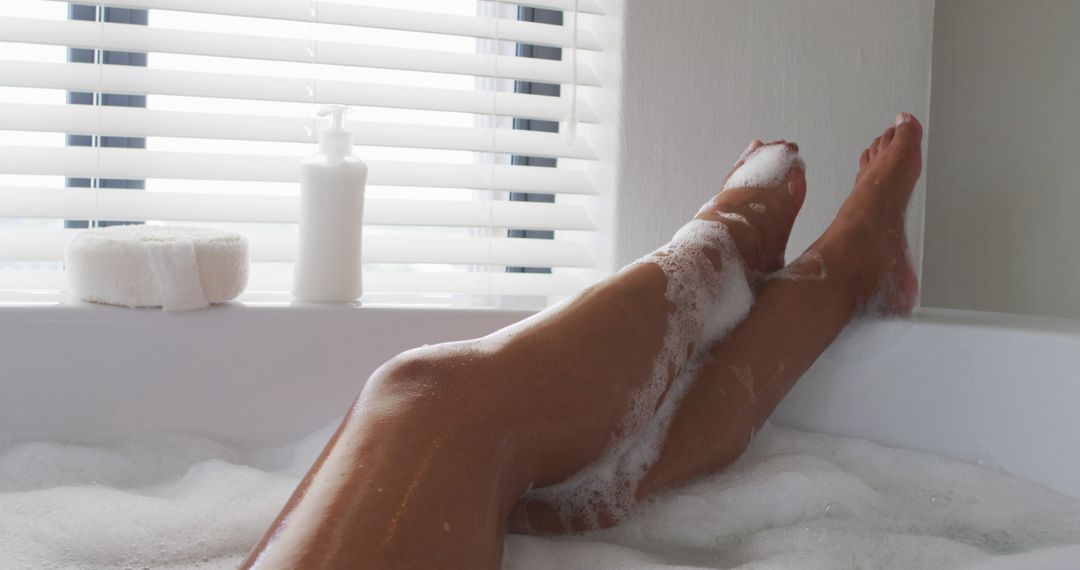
[64, 226, 248, 311]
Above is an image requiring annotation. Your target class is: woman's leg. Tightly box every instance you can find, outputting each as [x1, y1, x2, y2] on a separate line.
[516, 113, 922, 530]
[634, 113, 921, 498]
[243, 115, 921, 568]
[243, 135, 806, 568]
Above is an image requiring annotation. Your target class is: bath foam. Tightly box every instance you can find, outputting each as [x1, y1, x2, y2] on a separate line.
[728, 364, 756, 403]
[862, 242, 917, 316]
[0, 431, 314, 570]
[723, 144, 805, 191]
[769, 250, 828, 282]
[517, 219, 754, 530]
[710, 211, 751, 229]
[5, 423, 1080, 568]
[505, 424, 1080, 570]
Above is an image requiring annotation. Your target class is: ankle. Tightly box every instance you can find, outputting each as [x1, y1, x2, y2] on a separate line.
[811, 221, 880, 306]
[704, 214, 769, 278]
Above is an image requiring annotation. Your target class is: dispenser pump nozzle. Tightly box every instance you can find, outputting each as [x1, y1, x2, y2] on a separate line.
[316, 105, 353, 159]
[318, 104, 350, 131]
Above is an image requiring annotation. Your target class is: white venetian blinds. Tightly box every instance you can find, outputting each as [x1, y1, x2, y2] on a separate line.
[0, 0, 609, 306]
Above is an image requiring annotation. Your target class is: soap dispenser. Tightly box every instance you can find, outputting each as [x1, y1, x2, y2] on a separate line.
[293, 105, 368, 303]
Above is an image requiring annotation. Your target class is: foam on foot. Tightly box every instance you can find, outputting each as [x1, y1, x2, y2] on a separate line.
[723, 144, 806, 191]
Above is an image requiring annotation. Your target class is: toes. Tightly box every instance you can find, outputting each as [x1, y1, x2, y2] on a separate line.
[786, 165, 808, 209]
[727, 139, 800, 185]
[869, 137, 881, 160]
[725, 140, 761, 186]
[892, 112, 924, 144]
[878, 127, 896, 150]
[857, 148, 870, 180]
[762, 139, 799, 153]
[722, 138, 804, 195]
[725, 140, 764, 185]
[740, 139, 764, 161]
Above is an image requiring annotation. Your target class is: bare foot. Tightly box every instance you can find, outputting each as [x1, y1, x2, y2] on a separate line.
[813, 113, 922, 315]
[695, 140, 808, 277]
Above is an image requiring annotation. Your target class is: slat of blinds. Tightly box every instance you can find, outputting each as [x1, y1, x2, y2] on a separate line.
[2, 229, 593, 267]
[0, 17, 601, 87]
[0, 187, 595, 230]
[0, 147, 596, 195]
[0, 268, 585, 296]
[68, 0, 604, 50]
[0, 61, 599, 124]
[0, 103, 596, 160]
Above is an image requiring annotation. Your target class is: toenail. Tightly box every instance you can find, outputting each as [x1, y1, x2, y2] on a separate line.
[895, 112, 908, 126]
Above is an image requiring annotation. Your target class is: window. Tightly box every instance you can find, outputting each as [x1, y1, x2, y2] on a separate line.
[0, 0, 611, 309]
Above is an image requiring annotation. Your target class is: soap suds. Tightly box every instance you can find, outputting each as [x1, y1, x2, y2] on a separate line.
[728, 364, 757, 403]
[516, 219, 754, 530]
[713, 211, 751, 228]
[0, 425, 336, 570]
[748, 203, 767, 214]
[861, 251, 916, 316]
[5, 424, 1080, 569]
[507, 424, 1080, 569]
[724, 144, 805, 191]
[769, 250, 828, 282]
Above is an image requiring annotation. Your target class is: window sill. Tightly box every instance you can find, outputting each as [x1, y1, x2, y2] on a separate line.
[0, 294, 535, 322]
[0, 287, 542, 314]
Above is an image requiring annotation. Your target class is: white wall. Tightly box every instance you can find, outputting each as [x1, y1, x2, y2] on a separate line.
[612, 0, 935, 274]
[922, 0, 1080, 319]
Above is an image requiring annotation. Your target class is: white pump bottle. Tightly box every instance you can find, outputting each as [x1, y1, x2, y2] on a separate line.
[292, 105, 368, 303]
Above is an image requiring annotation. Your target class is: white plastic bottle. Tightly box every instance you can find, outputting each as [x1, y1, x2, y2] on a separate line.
[292, 105, 368, 303]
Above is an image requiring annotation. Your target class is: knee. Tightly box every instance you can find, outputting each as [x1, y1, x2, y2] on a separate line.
[363, 341, 504, 421]
[371, 344, 460, 388]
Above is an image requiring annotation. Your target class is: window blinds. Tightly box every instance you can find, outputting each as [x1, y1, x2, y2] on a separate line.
[0, 0, 609, 306]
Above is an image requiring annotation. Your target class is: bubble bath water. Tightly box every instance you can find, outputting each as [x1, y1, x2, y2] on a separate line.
[3, 423, 1080, 569]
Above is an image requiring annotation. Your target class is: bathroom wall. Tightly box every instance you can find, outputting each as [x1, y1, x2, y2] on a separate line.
[921, 0, 1080, 319]
[612, 0, 935, 274]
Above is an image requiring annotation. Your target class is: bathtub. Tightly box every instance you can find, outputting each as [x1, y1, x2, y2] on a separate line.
[2, 303, 1078, 506]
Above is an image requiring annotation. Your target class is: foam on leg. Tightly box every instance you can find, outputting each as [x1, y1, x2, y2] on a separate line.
[728, 364, 756, 403]
[516, 220, 754, 529]
[768, 251, 828, 282]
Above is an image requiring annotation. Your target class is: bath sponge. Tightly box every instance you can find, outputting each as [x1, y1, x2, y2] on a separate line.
[64, 226, 248, 311]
